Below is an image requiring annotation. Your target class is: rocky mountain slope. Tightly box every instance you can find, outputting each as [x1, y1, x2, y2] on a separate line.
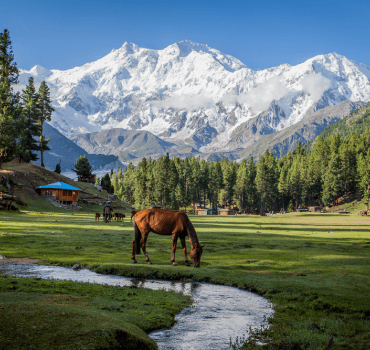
[70, 128, 177, 162]
[18, 41, 370, 161]
[32, 123, 120, 172]
[235, 100, 365, 160]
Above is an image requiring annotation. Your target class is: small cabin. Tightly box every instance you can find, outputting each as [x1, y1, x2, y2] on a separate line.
[36, 182, 82, 206]
[308, 206, 322, 212]
[218, 209, 236, 215]
[196, 209, 210, 215]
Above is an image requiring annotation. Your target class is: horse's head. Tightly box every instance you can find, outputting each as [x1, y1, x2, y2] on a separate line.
[190, 243, 204, 268]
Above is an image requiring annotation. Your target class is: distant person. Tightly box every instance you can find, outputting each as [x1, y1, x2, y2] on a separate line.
[103, 201, 113, 223]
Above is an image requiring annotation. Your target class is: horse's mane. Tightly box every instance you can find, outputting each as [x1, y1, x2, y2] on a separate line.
[183, 213, 198, 241]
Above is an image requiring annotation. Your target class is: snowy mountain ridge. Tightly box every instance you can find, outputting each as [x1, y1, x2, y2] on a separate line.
[18, 41, 370, 154]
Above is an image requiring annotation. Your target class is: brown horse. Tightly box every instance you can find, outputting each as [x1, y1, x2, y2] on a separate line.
[132, 208, 204, 268]
[95, 213, 101, 221]
[117, 213, 125, 221]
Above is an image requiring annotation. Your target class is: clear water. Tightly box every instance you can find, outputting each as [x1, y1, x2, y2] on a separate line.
[0, 263, 273, 350]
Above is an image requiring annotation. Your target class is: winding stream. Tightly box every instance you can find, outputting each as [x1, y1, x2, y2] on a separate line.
[0, 263, 273, 350]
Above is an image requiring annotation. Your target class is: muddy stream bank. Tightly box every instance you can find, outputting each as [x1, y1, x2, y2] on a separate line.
[0, 263, 273, 350]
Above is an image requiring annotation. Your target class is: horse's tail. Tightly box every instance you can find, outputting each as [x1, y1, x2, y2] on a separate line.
[133, 220, 141, 254]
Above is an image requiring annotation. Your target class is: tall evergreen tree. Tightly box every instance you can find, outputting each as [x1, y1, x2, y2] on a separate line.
[0, 29, 20, 168]
[358, 150, 370, 210]
[17, 77, 41, 163]
[322, 153, 343, 206]
[278, 164, 289, 211]
[256, 154, 268, 214]
[245, 156, 257, 212]
[72, 155, 92, 178]
[37, 81, 54, 167]
[234, 159, 247, 210]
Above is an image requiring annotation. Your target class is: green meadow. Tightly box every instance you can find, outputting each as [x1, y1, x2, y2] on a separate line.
[1, 209, 370, 349]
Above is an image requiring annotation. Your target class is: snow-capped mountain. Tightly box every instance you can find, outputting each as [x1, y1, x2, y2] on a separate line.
[18, 40, 370, 155]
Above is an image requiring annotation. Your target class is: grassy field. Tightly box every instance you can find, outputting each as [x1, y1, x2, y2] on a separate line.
[1, 209, 370, 349]
[0, 274, 190, 350]
[1, 162, 369, 349]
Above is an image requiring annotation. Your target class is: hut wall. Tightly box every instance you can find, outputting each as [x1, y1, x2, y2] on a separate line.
[218, 209, 236, 215]
[196, 209, 209, 215]
[40, 189, 79, 202]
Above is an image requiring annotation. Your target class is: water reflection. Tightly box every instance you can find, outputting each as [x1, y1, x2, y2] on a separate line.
[0, 263, 273, 350]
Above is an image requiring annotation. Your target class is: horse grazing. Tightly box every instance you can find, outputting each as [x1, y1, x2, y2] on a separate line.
[116, 213, 125, 221]
[95, 213, 101, 221]
[132, 208, 204, 268]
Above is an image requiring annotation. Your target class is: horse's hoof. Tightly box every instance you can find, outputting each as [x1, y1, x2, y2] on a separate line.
[185, 262, 191, 266]
[132, 260, 137, 264]
[172, 262, 178, 266]
[148, 261, 153, 265]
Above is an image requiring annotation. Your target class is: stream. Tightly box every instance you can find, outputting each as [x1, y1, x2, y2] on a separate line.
[0, 263, 273, 350]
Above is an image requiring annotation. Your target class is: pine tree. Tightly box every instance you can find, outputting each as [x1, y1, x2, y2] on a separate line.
[256, 154, 268, 214]
[208, 161, 223, 209]
[0, 29, 21, 168]
[72, 155, 92, 178]
[278, 164, 289, 212]
[264, 151, 278, 211]
[358, 150, 370, 210]
[245, 157, 257, 212]
[37, 81, 54, 167]
[322, 153, 343, 206]
[18, 77, 41, 163]
[199, 160, 209, 208]
[54, 160, 61, 174]
[234, 159, 247, 210]
[101, 173, 113, 193]
[120, 162, 135, 206]
[134, 157, 148, 207]
[168, 159, 179, 209]
[289, 157, 302, 210]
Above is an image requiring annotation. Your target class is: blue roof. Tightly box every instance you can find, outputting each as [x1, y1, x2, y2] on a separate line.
[37, 182, 82, 191]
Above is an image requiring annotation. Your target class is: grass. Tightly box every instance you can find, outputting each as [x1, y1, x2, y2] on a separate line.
[1, 162, 370, 349]
[0, 275, 190, 350]
[1, 210, 370, 349]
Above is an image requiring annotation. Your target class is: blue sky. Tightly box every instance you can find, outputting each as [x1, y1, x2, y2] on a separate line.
[2, 0, 370, 71]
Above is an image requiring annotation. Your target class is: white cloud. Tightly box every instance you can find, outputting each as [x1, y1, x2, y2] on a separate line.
[221, 76, 289, 112]
[150, 73, 331, 113]
[299, 73, 332, 102]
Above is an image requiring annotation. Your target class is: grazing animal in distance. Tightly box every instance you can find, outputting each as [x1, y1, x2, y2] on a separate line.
[132, 208, 204, 268]
[116, 213, 125, 221]
[95, 213, 100, 221]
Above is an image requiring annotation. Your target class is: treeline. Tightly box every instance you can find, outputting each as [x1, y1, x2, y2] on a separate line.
[113, 127, 370, 212]
[0, 29, 53, 169]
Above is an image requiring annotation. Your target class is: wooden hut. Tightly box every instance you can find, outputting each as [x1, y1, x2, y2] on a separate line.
[36, 182, 82, 206]
[196, 209, 210, 215]
[308, 206, 322, 212]
[218, 209, 236, 215]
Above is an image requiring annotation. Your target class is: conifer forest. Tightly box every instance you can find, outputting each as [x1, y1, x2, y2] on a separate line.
[113, 108, 370, 213]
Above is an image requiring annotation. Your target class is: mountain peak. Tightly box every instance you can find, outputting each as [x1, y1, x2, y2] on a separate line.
[119, 42, 139, 54]
[29, 64, 52, 77]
